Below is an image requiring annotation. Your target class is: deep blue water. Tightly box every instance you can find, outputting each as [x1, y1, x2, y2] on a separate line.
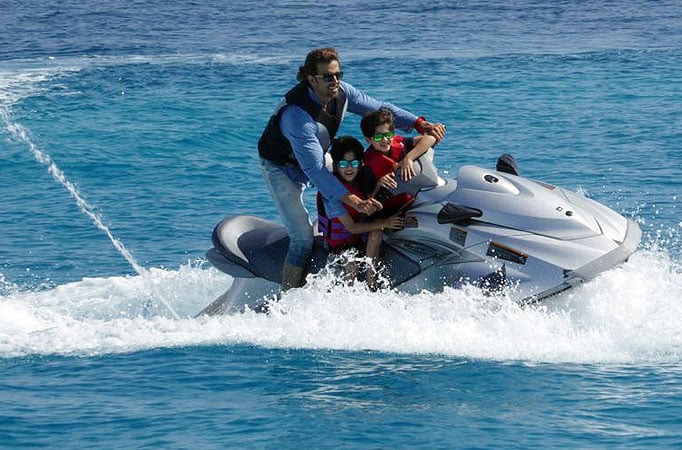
[1, 1, 681, 448]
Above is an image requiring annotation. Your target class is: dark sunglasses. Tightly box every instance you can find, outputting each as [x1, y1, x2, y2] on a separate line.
[372, 131, 395, 142]
[336, 159, 361, 169]
[315, 71, 343, 82]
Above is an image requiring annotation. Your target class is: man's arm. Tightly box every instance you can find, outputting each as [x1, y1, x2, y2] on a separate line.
[281, 106, 381, 218]
[342, 81, 447, 143]
[342, 81, 419, 131]
[281, 106, 347, 199]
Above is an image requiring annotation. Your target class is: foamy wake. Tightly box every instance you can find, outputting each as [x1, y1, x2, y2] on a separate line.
[0, 51, 291, 109]
[1, 250, 680, 364]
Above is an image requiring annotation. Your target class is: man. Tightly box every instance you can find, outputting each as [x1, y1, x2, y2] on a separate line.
[258, 48, 446, 290]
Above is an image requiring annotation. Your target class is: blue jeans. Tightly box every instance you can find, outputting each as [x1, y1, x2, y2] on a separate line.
[260, 158, 314, 268]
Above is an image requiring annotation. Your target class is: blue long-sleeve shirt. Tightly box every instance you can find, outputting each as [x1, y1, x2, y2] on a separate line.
[280, 80, 419, 218]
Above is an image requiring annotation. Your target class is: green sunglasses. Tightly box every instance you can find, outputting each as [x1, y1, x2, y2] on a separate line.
[372, 131, 395, 141]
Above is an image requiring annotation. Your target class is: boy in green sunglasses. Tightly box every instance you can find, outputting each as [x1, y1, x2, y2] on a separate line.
[317, 136, 404, 289]
[360, 108, 438, 217]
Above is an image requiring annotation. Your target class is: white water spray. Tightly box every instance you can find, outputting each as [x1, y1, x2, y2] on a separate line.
[0, 106, 181, 320]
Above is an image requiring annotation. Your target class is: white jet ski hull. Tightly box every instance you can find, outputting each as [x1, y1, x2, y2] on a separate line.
[200, 163, 640, 315]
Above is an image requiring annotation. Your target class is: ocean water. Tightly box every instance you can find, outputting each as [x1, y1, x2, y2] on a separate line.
[1, 0, 681, 448]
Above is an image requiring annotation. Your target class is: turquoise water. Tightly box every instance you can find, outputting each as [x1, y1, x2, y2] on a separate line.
[1, 1, 681, 448]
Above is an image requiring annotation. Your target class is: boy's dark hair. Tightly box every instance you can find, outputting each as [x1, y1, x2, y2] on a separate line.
[360, 107, 395, 138]
[297, 48, 340, 82]
[330, 135, 364, 162]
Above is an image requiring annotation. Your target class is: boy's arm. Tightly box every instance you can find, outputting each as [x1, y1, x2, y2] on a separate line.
[398, 134, 437, 181]
[403, 134, 437, 166]
[338, 213, 405, 235]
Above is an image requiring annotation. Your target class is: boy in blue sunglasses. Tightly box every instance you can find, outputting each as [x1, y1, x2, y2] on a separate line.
[317, 136, 404, 289]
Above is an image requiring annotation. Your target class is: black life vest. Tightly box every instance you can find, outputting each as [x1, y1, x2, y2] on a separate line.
[258, 82, 347, 166]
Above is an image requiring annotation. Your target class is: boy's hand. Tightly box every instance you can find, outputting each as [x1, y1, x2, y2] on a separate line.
[378, 173, 397, 189]
[342, 193, 382, 215]
[383, 214, 405, 230]
[398, 158, 416, 181]
[356, 197, 382, 215]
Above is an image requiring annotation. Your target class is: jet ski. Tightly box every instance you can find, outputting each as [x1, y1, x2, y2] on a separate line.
[199, 151, 641, 315]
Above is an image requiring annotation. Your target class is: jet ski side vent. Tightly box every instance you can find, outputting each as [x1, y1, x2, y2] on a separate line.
[449, 226, 467, 246]
[486, 242, 528, 265]
[437, 202, 482, 224]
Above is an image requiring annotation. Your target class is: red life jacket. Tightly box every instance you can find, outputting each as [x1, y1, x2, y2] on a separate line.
[317, 182, 365, 251]
[363, 135, 404, 178]
[363, 135, 414, 215]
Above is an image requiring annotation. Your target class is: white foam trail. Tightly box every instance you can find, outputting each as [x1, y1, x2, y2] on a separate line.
[0, 66, 60, 106]
[0, 69, 181, 320]
[2, 111, 145, 273]
[1, 250, 680, 363]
